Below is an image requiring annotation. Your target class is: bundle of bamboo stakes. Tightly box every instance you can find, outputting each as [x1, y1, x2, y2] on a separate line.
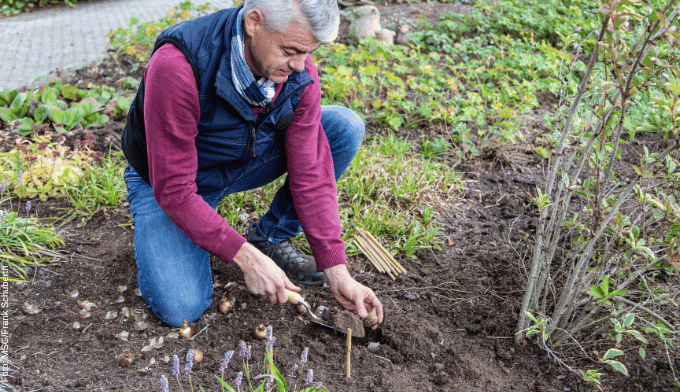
[354, 228, 406, 280]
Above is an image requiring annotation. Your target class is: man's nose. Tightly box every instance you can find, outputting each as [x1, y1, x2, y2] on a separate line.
[289, 56, 306, 73]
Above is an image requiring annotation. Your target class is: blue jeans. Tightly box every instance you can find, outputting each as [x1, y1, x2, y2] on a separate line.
[124, 106, 364, 327]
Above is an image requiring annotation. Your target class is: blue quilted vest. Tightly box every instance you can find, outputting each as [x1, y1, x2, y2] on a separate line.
[121, 6, 313, 191]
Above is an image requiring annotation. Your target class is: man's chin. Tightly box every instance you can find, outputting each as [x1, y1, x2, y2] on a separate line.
[269, 74, 290, 84]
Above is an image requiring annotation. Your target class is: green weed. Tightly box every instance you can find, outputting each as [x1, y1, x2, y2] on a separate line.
[0, 206, 64, 282]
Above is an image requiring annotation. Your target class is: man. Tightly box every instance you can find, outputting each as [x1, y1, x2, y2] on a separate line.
[121, 0, 383, 328]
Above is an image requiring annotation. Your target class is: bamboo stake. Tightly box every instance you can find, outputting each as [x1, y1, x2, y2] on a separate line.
[354, 237, 384, 272]
[346, 328, 352, 378]
[356, 236, 396, 280]
[358, 228, 407, 274]
[360, 233, 399, 276]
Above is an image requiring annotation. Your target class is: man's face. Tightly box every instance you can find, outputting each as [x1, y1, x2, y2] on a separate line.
[243, 10, 320, 84]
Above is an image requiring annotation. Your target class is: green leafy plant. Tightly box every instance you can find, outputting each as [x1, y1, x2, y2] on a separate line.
[0, 81, 118, 137]
[0, 133, 102, 200]
[0, 204, 64, 282]
[0, 0, 90, 17]
[516, 0, 680, 386]
[107, 1, 215, 62]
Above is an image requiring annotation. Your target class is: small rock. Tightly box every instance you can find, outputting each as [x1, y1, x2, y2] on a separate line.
[348, 5, 381, 40]
[376, 29, 395, 45]
[238, 212, 249, 224]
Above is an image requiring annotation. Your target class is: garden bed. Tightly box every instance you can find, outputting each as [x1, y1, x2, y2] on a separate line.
[4, 1, 680, 391]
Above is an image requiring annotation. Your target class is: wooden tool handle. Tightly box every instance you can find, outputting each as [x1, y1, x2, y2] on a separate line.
[285, 289, 305, 305]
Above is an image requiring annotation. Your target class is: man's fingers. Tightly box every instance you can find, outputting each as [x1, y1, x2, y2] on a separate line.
[276, 288, 288, 304]
[372, 296, 384, 324]
[284, 279, 301, 293]
[354, 296, 368, 318]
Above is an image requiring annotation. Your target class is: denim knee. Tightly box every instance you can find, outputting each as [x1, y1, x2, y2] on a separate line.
[146, 286, 212, 327]
[321, 106, 365, 179]
[325, 106, 364, 151]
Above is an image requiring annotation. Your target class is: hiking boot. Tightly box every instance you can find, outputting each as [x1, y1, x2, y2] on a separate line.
[246, 223, 325, 286]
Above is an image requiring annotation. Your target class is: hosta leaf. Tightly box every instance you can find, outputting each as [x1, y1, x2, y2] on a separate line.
[62, 85, 80, 101]
[0, 89, 17, 107]
[78, 96, 100, 115]
[53, 100, 68, 110]
[116, 97, 131, 115]
[11, 92, 28, 109]
[93, 114, 109, 128]
[47, 106, 64, 124]
[63, 107, 84, 129]
[33, 104, 48, 123]
[0, 107, 19, 122]
[40, 88, 58, 104]
[15, 117, 35, 136]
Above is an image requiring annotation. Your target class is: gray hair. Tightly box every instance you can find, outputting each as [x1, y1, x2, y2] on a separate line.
[242, 0, 340, 44]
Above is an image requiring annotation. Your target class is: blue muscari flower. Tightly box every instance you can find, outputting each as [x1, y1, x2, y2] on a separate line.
[220, 350, 234, 372]
[185, 349, 193, 375]
[160, 375, 169, 392]
[265, 336, 276, 351]
[305, 369, 314, 385]
[239, 341, 248, 358]
[172, 355, 180, 377]
[299, 347, 309, 366]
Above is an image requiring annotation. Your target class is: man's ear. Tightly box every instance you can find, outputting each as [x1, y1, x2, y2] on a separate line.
[244, 9, 265, 38]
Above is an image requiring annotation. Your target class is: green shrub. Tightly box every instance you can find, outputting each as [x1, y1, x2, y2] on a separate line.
[1, 0, 93, 17]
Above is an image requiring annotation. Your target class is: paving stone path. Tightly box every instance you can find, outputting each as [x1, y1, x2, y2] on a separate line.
[0, 0, 234, 90]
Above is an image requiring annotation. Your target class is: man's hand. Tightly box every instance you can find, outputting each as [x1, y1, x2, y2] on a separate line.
[233, 242, 301, 304]
[324, 264, 384, 329]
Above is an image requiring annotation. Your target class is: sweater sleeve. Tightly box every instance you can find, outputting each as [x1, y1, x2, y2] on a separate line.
[144, 43, 246, 263]
[285, 56, 347, 271]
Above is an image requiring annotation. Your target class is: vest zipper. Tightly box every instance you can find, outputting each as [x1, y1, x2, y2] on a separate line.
[245, 80, 314, 160]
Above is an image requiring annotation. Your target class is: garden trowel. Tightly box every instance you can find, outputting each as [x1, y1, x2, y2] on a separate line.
[285, 289, 365, 338]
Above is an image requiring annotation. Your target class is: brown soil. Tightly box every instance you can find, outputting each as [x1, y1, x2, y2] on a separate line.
[3, 2, 678, 392]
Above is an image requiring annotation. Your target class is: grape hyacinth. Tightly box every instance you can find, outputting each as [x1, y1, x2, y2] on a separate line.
[299, 347, 309, 366]
[239, 341, 248, 359]
[159, 375, 169, 392]
[172, 354, 180, 377]
[265, 336, 276, 351]
[185, 349, 194, 375]
[219, 350, 234, 372]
